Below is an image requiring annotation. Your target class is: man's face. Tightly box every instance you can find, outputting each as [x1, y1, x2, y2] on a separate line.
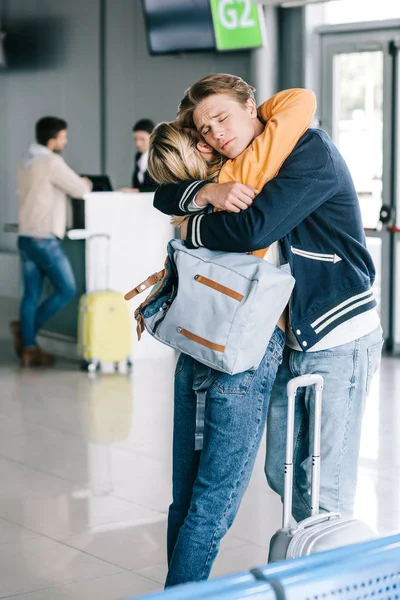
[133, 131, 151, 154]
[193, 93, 258, 159]
[52, 129, 68, 153]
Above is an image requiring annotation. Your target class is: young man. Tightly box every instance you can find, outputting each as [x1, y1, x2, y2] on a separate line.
[11, 116, 92, 367]
[154, 74, 383, 524]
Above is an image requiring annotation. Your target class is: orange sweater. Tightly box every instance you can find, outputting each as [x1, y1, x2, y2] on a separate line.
[219, 88, 316, 189]
[217, 88, 316, 258]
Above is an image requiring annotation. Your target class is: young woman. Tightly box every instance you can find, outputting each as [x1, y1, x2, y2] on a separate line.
[147, 89, 316, 587]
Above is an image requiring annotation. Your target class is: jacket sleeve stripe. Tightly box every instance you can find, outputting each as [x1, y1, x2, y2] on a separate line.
[195, 214, 204, 247]
[179, 181, 206, 212]
[189, 214, 204, 248]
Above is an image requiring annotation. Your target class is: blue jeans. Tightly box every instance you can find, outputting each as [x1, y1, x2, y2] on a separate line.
[166, 327, 285, 588]
[18, 236, 77, 348]
[265, 326, 383, 522]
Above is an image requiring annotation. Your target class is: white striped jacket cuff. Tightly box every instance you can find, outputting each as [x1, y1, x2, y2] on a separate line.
[188, 214, 205, 248]
[178, 181, 208, 213]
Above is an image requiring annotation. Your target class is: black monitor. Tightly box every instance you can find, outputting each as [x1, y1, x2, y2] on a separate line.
[81, 175, 113, 192]
[70, 175, 113, 230]
[0, 31, 6, 68]
[142, 0, 216, 55]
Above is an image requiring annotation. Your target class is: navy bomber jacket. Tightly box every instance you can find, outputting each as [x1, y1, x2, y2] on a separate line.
[153, 129, 376, 351]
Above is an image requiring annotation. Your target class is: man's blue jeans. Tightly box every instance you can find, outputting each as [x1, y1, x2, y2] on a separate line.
[265, 326, 383, 522]
[166, 327, 285, 587]
[18, 236, 77, 348]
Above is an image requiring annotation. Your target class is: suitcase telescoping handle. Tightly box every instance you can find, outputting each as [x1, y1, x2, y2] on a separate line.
[86, 233, 111, 293]
[283, 374, 324, 529]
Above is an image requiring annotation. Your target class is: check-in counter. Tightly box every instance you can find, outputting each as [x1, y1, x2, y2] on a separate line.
[7, 191, 175, 360]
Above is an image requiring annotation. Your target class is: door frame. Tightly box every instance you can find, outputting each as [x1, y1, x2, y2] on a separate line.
[318, 22, 400, 351]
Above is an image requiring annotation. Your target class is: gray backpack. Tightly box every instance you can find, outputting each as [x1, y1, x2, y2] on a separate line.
[125, 239, 294, 375]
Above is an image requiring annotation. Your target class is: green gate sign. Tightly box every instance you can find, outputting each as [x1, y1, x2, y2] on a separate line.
[210, 0, 264, 51]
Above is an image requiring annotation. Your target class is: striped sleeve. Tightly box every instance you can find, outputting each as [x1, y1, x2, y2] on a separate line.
[153, 180, 209, 216]
[178, 181, 209, 213]
[186, 213, 205, 248]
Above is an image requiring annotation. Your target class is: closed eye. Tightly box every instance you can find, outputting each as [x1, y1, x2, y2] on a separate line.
[203, 127, 210, 135]
[219, 116, 227, 122]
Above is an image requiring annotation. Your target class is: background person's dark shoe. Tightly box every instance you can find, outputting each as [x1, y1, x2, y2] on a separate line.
[21, 347, 55, 367]
[9, 321, 22, 358]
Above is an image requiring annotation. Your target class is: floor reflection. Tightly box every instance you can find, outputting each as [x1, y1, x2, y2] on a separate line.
[0, 338, 399, 599]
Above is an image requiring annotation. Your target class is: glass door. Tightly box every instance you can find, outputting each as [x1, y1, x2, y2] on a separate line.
[320, 27, 400, 350]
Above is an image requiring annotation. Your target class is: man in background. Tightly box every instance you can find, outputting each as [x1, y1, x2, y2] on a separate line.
[10, 116, 92, 367]
[118, 118, 158, 193]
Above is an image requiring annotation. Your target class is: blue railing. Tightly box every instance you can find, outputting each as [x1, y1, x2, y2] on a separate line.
[127, 534, 400, 600]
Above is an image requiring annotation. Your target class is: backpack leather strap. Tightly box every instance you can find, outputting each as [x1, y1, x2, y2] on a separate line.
[124, 270, 165, 301]
[134, 311, 146, 341]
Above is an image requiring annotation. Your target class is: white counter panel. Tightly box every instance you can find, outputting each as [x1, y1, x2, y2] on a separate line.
[84, 192, 175, 360]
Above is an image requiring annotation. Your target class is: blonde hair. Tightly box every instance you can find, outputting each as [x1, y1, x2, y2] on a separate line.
[178, 73, 256, 129]
[148, 122, 224, 227]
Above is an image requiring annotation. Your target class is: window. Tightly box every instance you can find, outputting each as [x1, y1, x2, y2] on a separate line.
[323, 0, 400, 25]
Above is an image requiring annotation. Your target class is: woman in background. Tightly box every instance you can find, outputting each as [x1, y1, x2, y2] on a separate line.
[118, 118, 158, 193]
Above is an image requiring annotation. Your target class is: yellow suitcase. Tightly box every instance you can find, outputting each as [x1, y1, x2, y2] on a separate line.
[78, 291, 132, 372]
[77, 233, 132, 373]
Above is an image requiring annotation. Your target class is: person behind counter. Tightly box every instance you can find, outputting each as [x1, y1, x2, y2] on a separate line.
[118, 119, 158, 193]
[10, 116, 92, 367]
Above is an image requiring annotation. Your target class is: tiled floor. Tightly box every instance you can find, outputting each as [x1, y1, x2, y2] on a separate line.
[0, 321, 399, 599]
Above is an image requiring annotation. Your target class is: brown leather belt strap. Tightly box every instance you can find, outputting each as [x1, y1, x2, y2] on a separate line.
[124, 270, 165, 301]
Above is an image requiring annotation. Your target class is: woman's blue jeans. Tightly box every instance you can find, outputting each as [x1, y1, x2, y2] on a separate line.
[165, 327, 285, 587]
[18, 236, 77, 348]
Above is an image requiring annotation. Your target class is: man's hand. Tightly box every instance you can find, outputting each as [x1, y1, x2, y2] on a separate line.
[81, 176, 93, 191]
[116, 187, 140, 193]
[195, 182, 258, 213]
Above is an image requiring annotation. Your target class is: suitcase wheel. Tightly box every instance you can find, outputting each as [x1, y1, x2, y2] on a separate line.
[126, 358, 133, 370]
[80, 360, 101, 373]
[88, 361, 101, 373]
